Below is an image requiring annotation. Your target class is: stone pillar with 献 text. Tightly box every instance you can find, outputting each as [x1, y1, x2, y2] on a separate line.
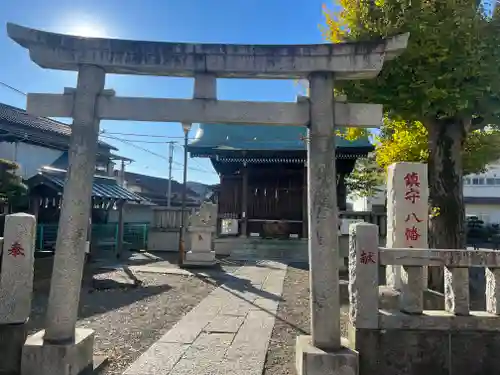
[0, 213, 36, 375]
[386, 162, 429, 292]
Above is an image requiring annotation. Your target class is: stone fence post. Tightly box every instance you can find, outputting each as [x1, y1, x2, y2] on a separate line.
[349, 222, 379, 329]
[0, 213, 37, 375]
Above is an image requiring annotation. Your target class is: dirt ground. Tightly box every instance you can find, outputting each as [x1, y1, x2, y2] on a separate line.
[263, 264, 350, 375]
[29, 253, 242, 375]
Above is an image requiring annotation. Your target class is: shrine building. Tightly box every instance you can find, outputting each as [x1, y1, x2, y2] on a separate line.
[187, 122, 373, 240]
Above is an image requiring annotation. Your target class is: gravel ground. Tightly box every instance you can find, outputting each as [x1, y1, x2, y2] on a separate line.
[28, 259, 241, 375]
[263, 264, 350, 375]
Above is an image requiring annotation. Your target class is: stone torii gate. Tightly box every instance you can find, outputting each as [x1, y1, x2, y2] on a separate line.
[7, 23, 408, 375]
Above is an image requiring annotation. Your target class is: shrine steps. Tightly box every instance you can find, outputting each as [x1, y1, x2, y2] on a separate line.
[217, 237, 308, 263]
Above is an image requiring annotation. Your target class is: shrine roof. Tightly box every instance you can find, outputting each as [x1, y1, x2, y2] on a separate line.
[187, 123, 373, 154]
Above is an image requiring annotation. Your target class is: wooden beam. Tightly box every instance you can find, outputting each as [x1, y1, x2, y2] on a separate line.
[27, 93, 383, 128]
[240, 164, 249, 236]
[302, 164, 308, 239]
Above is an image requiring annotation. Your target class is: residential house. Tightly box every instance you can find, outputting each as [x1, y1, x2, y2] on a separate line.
[0, 103, 118, 178]
[463, 163, 500, 223]
[119, 171, 201, 206]
[106, 171, 201, 224]
[348, 188, 386, 212]
[0, 102, 145, 225]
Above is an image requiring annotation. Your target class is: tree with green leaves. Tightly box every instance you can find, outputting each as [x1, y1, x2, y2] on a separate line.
[324, 0, 500, 261]
[0, 158, 27, 212]
[346, 152, 385, 197]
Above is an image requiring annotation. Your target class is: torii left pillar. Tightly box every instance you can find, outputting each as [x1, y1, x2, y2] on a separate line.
[21, 65, 107, 375]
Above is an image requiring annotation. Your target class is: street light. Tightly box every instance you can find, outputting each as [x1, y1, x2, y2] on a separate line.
[178, 122, 192, 266]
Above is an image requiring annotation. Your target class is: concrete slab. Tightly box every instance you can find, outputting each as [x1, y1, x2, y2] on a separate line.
[123, 342, 189, 375]
[122, 262, 288, 375]
[205, 315, 244, 333]
[184, 250, 216, 266]
[251, 298, 280, 314]
[21, 328, 95, 375]
[296, 336, 358, 375]
[0, 322, 27, 375]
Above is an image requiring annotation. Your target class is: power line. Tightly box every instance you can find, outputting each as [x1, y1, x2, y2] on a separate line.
[101, 131, 187, 139]
[100, 133, 217, 175]
[0, 81, 26, 97]
[167, 141, 175, 207]
[172, 142, 210, 172]
[101, 137, 179, 144]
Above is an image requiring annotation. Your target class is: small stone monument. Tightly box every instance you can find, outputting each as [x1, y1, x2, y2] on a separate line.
[184, 201, 217, 266]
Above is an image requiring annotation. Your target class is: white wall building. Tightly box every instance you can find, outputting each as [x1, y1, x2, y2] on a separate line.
[0, 103, 116, 178]
[463, 162, 500, 223]
[0, 141, 63, 179]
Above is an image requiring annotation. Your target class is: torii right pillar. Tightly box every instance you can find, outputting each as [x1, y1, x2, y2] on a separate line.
[296, 45, 410, 375]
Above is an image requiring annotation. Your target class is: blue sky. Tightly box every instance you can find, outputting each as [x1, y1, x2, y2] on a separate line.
[0, 0, 331, 185]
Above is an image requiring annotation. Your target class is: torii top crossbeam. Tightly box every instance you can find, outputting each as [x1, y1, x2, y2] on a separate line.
[7, 23, 408, 80]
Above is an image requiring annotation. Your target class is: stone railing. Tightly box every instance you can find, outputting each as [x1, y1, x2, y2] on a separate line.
[340, 211, 387, 238]
[349, 222, 500, 331]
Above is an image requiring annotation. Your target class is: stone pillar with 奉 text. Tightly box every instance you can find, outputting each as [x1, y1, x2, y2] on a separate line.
[0, 213, 37, 375]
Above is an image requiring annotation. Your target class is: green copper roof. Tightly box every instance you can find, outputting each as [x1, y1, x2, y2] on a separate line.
[188, 123, 372, 152]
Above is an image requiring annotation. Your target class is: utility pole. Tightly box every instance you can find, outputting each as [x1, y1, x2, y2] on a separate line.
[120, 159, 126, 187]
[167, 141, 175, 207]
[178, 123, 192, 266]
[116, 158, 126, 259]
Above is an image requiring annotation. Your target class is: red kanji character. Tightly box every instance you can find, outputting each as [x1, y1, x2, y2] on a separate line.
[405, 188, 421, 204]
[8, 241, 25, 258]
[405, 226, 421, 242]
[360, 251, 376, 264]
[405, 213, 423, 223]
[404, 172, 421, 188]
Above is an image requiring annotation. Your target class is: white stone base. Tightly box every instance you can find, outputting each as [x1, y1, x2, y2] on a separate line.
[183, 250, 216, 266]
[295, 336, 358, 375]
[21, 328, 95, 375]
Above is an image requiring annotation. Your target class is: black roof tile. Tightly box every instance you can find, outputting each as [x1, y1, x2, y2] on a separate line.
[0, 102, 116, 150]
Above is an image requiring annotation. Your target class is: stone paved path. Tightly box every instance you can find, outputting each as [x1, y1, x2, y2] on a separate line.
[122, 261, 287, 375]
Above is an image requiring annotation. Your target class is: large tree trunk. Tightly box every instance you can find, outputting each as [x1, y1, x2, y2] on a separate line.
[426, 117, 469, 291]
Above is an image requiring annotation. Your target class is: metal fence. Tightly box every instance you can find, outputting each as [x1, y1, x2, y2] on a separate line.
[340, 211, 387, 238]
[36, 222, 149, 253]
[152, 207, 195, 230]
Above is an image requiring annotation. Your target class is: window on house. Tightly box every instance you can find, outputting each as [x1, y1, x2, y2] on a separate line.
[478, 178, 485, 185]
[464, 178, 471, 185]
[487, 178, 495, 185]
[472, 178, 479, 185]
[496, 178, 500, 185]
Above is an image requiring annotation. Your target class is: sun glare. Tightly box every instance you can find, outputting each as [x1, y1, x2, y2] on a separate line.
[65, 23, 108, 38]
